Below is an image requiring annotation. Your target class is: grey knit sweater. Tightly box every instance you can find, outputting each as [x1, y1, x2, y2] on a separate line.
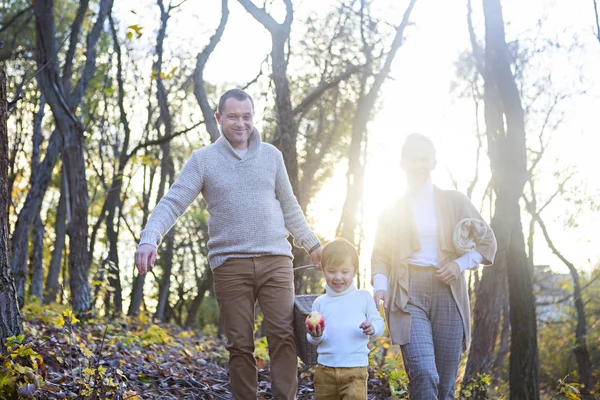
[139, 128, 321, 269]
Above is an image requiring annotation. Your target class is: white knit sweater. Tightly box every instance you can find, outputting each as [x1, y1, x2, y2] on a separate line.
[139, 129, 320, 269]
[307, 284, 385, 368]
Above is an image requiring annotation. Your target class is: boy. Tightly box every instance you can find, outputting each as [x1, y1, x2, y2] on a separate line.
[306, 238, 385, 399]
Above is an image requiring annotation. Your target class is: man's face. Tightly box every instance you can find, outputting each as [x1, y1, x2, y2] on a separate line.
[215, 98, 254, 150]
[401, 139, 436, 184]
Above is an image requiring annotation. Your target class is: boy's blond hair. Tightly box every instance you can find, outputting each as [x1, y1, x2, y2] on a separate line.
[322, 238, 359, 272]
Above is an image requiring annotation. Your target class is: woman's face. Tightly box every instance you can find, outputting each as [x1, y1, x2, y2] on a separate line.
[401, 139, 436, 185]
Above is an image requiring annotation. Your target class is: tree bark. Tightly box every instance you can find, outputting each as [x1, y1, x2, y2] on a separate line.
[29, 94, 46, 303]
[534, 214, 592, 398]
[44, 168, 66, 303]
[337, 0, 417, 244]
[507, 211, 539, 399]
[185, 268, 213, 329]
[237, 0, 298, 192]
[33, 0, 114, 314]
[465, 1, 539, 398]
[193, 0, 228, 143]
[153, 0, 176, 323]
[0, 68, 24, 349]
[11, 128, 61, 307]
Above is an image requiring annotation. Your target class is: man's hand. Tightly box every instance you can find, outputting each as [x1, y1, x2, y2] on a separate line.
[135, 244, 157, 275]
[374, 290, 388, 310]
[436, 261, 460, 285]
[311, 246, 323, 271]
[360, 320, 375, 336]
[306, 322, 324, 338]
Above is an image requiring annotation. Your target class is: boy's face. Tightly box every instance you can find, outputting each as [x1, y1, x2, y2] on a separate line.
[323, 258, 356, 293]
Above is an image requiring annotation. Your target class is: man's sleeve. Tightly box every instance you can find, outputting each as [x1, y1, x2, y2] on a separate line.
[139, 151, 204, 247]
[274, 150, 320, 253]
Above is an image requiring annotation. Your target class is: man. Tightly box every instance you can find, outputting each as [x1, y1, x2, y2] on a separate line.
[135, 88, 322, 400]
[371, 134, 497, 399]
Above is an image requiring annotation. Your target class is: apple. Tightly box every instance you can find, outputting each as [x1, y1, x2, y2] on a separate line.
[305, 311, 324, 329]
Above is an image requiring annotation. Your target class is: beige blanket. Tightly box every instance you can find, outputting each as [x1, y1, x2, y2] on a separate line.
[453, 218, 489, 256]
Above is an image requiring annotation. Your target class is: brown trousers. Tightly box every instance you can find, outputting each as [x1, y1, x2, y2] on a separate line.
[313, 365, 368, 400]
[213, 255, 297, 400]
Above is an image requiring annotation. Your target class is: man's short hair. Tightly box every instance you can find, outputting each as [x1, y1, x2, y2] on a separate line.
[322, 238, 359, 271]
[218, 88, 255, 114]
[401, 133, 436, 159]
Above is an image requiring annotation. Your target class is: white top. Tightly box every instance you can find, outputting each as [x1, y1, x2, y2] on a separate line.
[307, 283, 385, 368]
[235, 148, 248, 158]
[406, 179, 439, 267]
[372, 180, 483, 293]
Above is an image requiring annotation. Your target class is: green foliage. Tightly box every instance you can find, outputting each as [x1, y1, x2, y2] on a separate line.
[140, 325, 171, 347]
[458, 373, 491, 399]
[368, 335, 408, 398]
[0, 335, 44, 399]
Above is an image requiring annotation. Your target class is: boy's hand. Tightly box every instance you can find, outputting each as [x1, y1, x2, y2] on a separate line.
[360, 321, 375, 336]
[306, 323, 324, 338]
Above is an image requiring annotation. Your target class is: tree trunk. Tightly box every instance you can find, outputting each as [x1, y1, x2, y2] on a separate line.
[29, 94, 46, 303]
[507, 211, 539, 399]
[30, 215, 44, 302]
[465, 1, 539, 397]
[534, 215, 592, 398]
[337, 0, 417, 245]
[185, 269, 213, 329]
[154, 168, 175, 322]
[44, 168, 66, 303]
[193, 0, 228, 143]
[153, 1, 175, 322]
[11, 130, 61, 306]
[493, 285, 510, 374]
[0, 68, 24, 348]
[34, 0, 114, 315]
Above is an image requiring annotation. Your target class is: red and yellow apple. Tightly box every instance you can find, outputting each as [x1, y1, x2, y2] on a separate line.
[305, 311, 324, 329]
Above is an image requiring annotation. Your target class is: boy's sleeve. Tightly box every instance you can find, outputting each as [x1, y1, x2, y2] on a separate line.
[306, 298, 325, 345]
[365, 292, 385, 339]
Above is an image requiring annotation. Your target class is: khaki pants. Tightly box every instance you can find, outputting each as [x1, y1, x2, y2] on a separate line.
[313, 365, 368, 400]
[213, 255, 297, 400]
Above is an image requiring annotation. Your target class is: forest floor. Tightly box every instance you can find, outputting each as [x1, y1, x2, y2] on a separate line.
[0, 304, 397, 399]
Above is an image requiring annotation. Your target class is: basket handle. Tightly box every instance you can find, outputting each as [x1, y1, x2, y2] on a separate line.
[293, 263, 318, 272]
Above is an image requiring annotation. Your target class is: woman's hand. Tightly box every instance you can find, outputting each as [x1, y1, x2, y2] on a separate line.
[436, 261, 460, 285]
[374, 290, 388, 310]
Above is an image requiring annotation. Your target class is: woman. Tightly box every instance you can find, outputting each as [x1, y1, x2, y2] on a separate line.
[371, 134, 497, 399]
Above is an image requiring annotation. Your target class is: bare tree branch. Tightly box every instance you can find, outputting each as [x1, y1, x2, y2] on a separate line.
[62, 0, 90, 91]
[293, 64, 360, 116]
[0, 6, 33, 34]
[594, 0, 600, 43]
[126, 120, 205, 161]
[467, 0, 484, 76]
[194, 0, 228, 143]
[237, 0, 280, 33]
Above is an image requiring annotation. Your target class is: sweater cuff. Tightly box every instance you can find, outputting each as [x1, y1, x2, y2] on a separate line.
[302, 233, 321, 254]
[139, 229, 162, 247]
[455, 250, 484, 273]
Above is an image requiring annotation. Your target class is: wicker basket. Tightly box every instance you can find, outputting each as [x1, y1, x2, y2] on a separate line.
[293, 293, 320, 366]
